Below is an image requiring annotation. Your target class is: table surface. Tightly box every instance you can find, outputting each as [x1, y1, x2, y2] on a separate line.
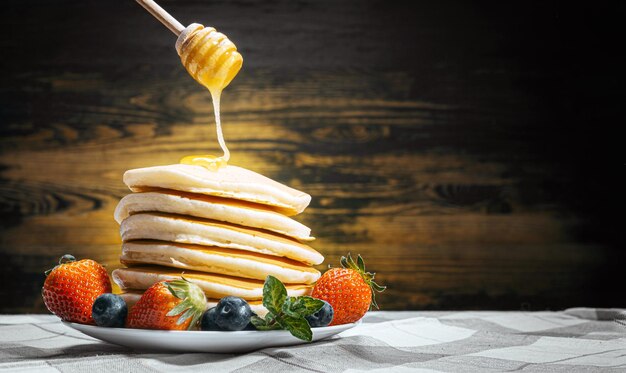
[1, 309, 625, 372]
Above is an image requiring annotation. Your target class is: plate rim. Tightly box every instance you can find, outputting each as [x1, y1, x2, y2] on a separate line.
[62, 320, 359, 335]
[62, 319, 360, 353]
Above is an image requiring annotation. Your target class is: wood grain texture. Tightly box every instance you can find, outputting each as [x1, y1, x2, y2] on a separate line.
[0, 0, 623, 312]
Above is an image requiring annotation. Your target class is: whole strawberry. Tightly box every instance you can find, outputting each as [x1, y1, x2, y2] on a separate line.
[127, 278, 206, 330]
[42, 254, 112, 324]
[312, 254, 385, 325]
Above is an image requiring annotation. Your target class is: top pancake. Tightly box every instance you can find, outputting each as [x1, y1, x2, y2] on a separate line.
[114, 190, 313, 241]
[123, 164, 311, 216]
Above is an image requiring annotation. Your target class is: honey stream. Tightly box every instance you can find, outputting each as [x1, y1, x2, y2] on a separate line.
[176, 23, 243, 170]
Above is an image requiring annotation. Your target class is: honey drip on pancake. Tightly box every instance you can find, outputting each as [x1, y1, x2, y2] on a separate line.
[176, 23, 243, 170]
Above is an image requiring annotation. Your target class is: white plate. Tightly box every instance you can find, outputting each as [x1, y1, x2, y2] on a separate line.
[63, 321, 358, 353]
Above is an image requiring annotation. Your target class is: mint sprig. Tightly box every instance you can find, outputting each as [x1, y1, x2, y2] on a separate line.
[250, 275, 324, 341]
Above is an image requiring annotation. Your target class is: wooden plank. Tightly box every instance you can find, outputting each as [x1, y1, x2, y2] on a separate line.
[1, 0, 623, 313]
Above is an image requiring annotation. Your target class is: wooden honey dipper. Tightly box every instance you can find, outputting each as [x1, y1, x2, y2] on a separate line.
[135, 0, 244, 167]
[136, 0, 243, 92]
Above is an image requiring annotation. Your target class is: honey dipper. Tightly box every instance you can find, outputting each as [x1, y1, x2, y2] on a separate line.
[135, 0, 243, 92]
[136, 0, 244, 167]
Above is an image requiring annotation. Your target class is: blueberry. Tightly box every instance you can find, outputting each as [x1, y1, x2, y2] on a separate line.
[214, 296, 252, 331]
[92, 293, 127, 328]
[243, 312, 258, 330]
[200, 307, 220, 331]
[305, 300, 334, 327]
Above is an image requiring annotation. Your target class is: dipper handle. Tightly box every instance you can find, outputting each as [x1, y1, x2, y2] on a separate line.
[136, 0, 185, 36]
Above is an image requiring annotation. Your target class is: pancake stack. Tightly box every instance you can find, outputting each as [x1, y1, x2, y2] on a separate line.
[111, 164, 323, 316]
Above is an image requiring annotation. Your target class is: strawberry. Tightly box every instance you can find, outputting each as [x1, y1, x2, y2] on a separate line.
[312, 254, 386, 326]
[42, 254, 112, 324]
[126, 278, 207, 330]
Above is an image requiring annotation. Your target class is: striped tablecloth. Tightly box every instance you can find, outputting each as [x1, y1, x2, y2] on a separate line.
[1, 309, 625, 372]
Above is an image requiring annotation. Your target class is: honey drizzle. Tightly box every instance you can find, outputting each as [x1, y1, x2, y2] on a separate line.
[211, 90, 230, 163]
[176, 23, 242, 170]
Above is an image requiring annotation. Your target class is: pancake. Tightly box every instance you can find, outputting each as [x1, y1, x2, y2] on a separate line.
[120, 240, 321, 284]
[120, 212, 323, 265]
[112, 266, 312, 300]
[123, 164, 311, 215]
[119, 291, 269, 317]
[114, 191, 313, 241]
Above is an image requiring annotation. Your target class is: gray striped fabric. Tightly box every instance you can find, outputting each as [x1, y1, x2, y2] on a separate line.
[1, 309, 625, 372]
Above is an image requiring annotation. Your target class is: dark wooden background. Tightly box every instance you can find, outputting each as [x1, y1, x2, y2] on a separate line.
[1, 0, 623, 313]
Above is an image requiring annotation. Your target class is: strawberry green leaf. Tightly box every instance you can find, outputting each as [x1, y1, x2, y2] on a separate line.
[189, 312, 203, 330]
[347, 253, 356, 269]
[371, 281, 387, 292]
[357, 254, 365, 272]
[45, 254, 76, 276]
[59, 254, 76, 264]
[165, 282, 187, 300]
[177, 307, 195, 325]
[263, 275, 287, 315]
[340, 255, 348, 269]
[167, 299, 191, 317]
[163, 278, 207, 330]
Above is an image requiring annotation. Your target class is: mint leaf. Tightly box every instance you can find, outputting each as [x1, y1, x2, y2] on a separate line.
[283, 296, 324, 318]
[251, 312, 283, 331]
[263, 275, 287, 315]
[251, 315, 281, 330]
[250, 315, 266, 328]
[282, 296, 297, 318]
[278, 315, 313, 342]
[257, 276, 320, 341]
